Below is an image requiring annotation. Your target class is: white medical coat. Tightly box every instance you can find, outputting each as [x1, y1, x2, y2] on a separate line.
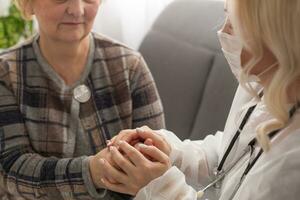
[135, 85, 300, 200]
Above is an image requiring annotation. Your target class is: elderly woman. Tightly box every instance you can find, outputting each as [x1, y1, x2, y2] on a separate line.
[102, 0, 300, 199]
[0, 0, 165, 200]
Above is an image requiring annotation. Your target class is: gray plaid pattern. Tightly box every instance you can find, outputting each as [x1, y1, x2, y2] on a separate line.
[0, 33, 165, 200]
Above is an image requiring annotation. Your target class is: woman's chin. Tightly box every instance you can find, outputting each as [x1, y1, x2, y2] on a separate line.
[56, 32, 89, 44]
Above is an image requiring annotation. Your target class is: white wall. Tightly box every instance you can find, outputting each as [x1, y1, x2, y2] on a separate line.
[93, 0, 173, 50]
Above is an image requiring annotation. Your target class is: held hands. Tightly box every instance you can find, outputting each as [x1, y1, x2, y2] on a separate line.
[108, 126, 171, 157]
[101, 140, 171, 195]
[89, 126, 172, 195]
[89, 129, 141, 188]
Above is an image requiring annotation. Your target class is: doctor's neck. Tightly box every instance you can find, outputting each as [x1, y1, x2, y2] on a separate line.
[259, 66, 300, 104]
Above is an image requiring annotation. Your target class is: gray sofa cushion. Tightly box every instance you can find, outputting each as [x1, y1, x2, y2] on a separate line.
[139, 0, 238, 140]
[190, 53, 237, 140]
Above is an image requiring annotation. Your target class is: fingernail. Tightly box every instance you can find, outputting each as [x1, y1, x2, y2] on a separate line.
[106, 140, 112, 146]
[100, 159, 105, 164]
[136, 127, 144, 133]
[110, 146, 116, 152]
[117, 140, 124, 146]
[138, 143, 148, 148]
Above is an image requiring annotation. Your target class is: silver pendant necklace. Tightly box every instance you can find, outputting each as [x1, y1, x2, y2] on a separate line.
[73, 84, 91, 103]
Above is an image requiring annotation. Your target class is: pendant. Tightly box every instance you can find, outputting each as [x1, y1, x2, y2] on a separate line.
[73, 84, 91, 103]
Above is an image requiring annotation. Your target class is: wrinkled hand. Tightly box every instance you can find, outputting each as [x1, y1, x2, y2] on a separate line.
[108, 126, 171, 157]
[101, 141, 171, 195]
[107, 128, 150, 148]
[89, 147, 120, 188]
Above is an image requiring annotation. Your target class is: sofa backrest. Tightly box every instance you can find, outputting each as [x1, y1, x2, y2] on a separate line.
[139, 0, 238, 140]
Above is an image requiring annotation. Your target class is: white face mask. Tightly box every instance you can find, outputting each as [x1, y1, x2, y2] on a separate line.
[217, 30, 277, 83]
[217, 30, 243, 81]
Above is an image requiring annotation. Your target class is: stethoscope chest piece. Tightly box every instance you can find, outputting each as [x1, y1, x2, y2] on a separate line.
[213, 168, 223, 189]
[73, 84, 91, 103]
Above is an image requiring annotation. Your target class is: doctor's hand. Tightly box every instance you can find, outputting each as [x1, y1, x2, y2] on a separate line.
[101, 141, 171, 195]
[108, 126, 171, 157]
[107, 127, 152, 148]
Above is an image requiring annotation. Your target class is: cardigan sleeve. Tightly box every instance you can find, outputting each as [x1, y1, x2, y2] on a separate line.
[129, 54, 165, 130]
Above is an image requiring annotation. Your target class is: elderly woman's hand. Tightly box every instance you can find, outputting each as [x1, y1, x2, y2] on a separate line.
[100, 141, 171, 195]
[89, 147, 121, 189]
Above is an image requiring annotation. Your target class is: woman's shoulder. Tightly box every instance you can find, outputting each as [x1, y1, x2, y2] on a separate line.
[242, 127, 300, 199]
[256, 124, 300, 170]
[92, 32, 141, 58]
[0, 36, 36, 87]
[0, 35, 35, 64]
[238, 130, 300, 200]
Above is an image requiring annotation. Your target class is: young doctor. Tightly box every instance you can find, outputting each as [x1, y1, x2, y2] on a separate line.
[98, 0, 300, 199]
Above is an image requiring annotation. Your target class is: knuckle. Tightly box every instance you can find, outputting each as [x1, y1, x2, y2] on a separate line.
[156, 138, 164, 146]
[119, 141, 128, 149]
[118, 131, 126, 136]
[127, 150, 135, 158]
[117, 158, 127, 166]
[143, 161, 151, 170]
[147, 146, 156, 153]
[101, 163, 108, 172]
[119, 129, 131, 135]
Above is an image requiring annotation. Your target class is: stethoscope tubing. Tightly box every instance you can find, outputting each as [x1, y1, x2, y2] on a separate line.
[196, 92, 299, 199]
[197, 146, 251, 197]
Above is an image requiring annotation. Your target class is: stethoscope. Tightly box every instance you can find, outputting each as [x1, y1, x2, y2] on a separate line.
[197, 95, 300, 200]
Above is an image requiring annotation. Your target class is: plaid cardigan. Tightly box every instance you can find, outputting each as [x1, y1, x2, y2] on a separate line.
[0, 33, 165, 200]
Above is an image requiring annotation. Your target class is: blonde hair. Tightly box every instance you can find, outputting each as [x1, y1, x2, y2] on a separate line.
[13, 0, 33, 20]
[228, 0, 300, 151]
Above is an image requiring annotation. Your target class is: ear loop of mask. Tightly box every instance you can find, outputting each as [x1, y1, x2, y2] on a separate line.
[217, 30, 278, 84]
[245, 62, 278, 82]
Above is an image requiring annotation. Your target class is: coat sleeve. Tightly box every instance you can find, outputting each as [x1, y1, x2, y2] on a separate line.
[0, 62, 104, 200]
[160, 129, 223, 189]
[135, 166, 198, 200]
[129, 55, 165, 130]
[132, 129, 223, 200]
